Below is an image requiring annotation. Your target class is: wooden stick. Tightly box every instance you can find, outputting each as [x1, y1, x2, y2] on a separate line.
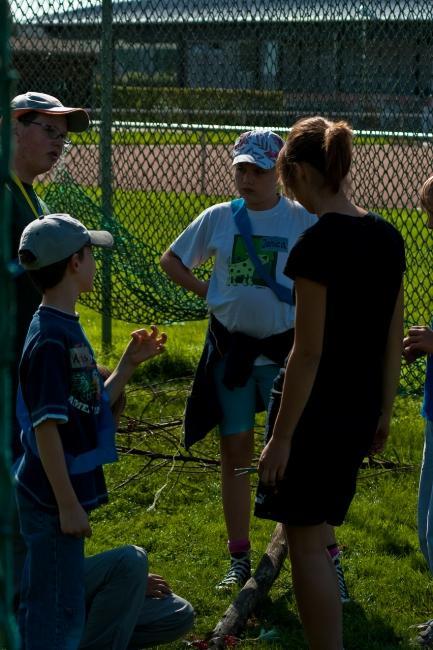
[209, 523, 288, 647]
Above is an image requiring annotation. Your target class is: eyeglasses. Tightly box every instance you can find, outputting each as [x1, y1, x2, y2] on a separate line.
[26, 120, 72, 149]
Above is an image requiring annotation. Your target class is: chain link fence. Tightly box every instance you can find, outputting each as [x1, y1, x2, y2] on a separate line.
[10, 0, 433, 392]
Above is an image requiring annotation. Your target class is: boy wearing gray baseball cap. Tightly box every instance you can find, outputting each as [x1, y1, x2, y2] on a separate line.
[15, 214, 172, 648]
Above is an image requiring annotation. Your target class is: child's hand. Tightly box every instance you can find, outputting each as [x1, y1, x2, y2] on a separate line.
[403, 325, 433, 363]
[146, 573, 172, 598]
[59, 502, 92, 539]
[258, 436, 291, 486]
[402, 345, 425, 364]
[196, 280, 209, 299]
[369, 411, 391, 455]
[105, 327, 167, 403]
[124, 325, 167, 367]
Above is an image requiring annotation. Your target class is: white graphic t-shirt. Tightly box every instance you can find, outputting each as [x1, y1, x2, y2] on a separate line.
[171, 196, 317, 343]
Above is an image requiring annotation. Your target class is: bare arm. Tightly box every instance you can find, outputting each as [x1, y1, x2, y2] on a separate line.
[371, 281, 404, 454]
[35, 420, 92, 538]
[382, 282, 404, 416]
[258, 278, 326, 485]
[160, 249, 208, 298]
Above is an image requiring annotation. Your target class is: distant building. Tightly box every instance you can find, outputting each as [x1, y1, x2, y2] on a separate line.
[11, 0, 433, 129]
[11, 25, 98, 109]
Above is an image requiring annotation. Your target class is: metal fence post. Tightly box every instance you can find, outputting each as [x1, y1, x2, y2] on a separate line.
[100, 0, 113, 350]
[0, 0, 19, 647]
[200, 131, 207, 195]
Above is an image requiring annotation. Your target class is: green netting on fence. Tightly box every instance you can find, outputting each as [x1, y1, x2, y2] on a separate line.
[44, 168, 211, 322]
[10, 0, 433, 392]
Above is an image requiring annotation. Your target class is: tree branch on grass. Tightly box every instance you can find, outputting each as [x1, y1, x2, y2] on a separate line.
[116, 445, 221, 467]
[208, 523, 288, 647]
[115, 434, 413, 476]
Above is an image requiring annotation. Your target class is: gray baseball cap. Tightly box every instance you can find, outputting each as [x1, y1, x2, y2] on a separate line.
[19, 214, 113, 270]
[12, 92, 89, 132]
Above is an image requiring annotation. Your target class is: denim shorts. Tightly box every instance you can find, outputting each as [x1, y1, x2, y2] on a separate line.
[16, 489, 85, 650]
[213, 358, 279, 436]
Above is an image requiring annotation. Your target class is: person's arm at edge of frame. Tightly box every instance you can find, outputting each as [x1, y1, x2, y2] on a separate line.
[35, 420, 92, 538]
[403, 323, 433, 363]
[104, 326, 167, 406]
[160, 248, 208, 298]
[258, 277, 326, 486]
[370, 281, 404, 455]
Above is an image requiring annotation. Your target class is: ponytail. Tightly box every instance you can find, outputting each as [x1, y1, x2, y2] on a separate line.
[324, 122, 352, 193]
[280, 116, 353, 194]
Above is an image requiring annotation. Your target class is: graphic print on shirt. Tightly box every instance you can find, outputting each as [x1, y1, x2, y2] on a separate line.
[69, 344, 101, 415]
[228, 235, 288, 287]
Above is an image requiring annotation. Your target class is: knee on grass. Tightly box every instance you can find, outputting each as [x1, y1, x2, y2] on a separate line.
[116, 545, 149, 582]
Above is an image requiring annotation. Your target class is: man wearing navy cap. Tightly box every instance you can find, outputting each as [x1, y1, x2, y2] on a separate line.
[9, 92, 90, 457]
[8, 92, 90, 611]
[10, 97, 195, 650]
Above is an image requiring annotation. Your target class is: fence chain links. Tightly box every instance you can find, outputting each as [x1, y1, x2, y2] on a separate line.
[10, 0, 433, 392]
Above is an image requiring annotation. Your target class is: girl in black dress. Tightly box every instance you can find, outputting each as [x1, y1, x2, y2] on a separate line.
[255, 116, 405, 650]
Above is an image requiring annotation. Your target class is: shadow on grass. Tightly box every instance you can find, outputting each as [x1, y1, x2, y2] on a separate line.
[344, 600, 407, 650]
[245, 595, 407, 649]
[252, 592, 306, 648]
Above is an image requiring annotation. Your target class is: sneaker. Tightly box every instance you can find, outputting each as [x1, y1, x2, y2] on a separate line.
[413, 620, 433, 632]
[216, 553, 251, 590]
[333, 555, 350, 604]
[411, 619, 433, 647]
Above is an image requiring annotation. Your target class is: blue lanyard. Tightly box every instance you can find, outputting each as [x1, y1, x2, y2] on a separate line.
[231, 198, 294, 305]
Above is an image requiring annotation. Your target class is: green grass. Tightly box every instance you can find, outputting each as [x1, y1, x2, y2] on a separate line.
[70, 128, 242, 147]
[69, 128, 421, 148]
[45, 175, 432, 394]
[79, 304, 206, 382]
[39, 181, 231, 252]
[77, 304, 431, 649]
[38, 170, 433, 395]
[30, 131, 433, 646]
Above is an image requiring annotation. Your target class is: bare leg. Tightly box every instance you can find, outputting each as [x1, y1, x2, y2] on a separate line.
[285, 523, 343, 650]
[324, 525, 337, 547]
[220, 430, 254, 541]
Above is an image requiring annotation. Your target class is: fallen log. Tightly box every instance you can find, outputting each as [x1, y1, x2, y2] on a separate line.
[209, 523, 288, 647]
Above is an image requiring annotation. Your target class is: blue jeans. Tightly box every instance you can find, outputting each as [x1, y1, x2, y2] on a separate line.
[16, 489, 85, 650]
[418, 419, 433, 573]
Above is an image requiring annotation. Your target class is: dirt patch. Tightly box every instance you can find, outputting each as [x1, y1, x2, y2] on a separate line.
[47, 140, 433, 211]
